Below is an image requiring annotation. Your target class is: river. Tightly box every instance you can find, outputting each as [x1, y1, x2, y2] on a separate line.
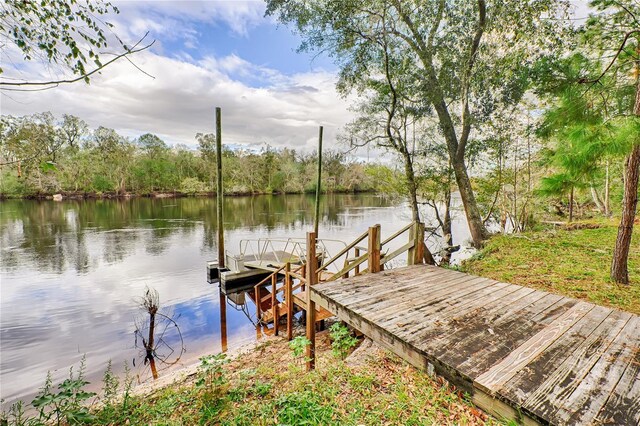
[0, 194, 473, 407]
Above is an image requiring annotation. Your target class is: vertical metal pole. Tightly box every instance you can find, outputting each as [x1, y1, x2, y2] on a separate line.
[306, 232, 317, 371]
[216, 107, 225, 268]
[314, 126, 323, 237]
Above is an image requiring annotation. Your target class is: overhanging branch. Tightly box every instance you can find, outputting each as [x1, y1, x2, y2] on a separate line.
[0, 32, 155, 91]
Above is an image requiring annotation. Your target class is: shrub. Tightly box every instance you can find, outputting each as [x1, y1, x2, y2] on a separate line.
[329, 322, 359, 360]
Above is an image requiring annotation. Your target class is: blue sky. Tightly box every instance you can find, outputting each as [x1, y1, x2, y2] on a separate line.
[1, 0, 591, 157]
[2, 1, 353, 153]
[174, 19, 334, 76]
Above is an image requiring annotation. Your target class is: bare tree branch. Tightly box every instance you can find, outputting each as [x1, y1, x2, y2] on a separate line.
[0, 32, 155, 91]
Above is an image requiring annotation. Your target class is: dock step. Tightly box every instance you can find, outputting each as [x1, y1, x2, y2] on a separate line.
[260, 302, 289, 323]
[246, 286, 273, 314]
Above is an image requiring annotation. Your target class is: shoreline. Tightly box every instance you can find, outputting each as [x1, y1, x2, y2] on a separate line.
[0, 189, 380, 201]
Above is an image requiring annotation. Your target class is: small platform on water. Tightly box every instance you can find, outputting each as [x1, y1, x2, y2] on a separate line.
[209, 250, 302, 293]
[311, 264, 640, 426]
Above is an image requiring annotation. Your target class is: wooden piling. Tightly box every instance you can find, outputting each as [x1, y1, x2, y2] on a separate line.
[285, 263, 293, 341]
[255, 286, 261, 323]
[408, 222, 425, 265]
[306, 231, 317, 371]
[216, 107, 225, 268]
[314, 126, 323, 237]
[368, 224, 381, 273]
[272, 273, 278, 336]
[415, 222, 425, 265]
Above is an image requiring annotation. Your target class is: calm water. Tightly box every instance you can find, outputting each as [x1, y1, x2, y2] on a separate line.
[0, 194, 472, 406]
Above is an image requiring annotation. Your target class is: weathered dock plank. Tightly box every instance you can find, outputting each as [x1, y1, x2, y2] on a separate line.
[592, 317, 640, 425]
[496, 305, 614, 403]
[475, 302, 599, 392]
[310, 264, 640, 425]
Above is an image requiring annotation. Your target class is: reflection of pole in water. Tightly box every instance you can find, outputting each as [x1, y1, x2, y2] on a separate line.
[149, 357, 158, 379]
[219, 291, 228, 352]
[256, 321, 263, 340]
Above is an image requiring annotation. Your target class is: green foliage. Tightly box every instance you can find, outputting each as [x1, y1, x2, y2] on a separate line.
[100, 361, 119, 406]
[252, 381, 272, 398]
[30, 356, 96, 425]
[0, 172, 30, 197]
[0, 0, 121, 80]
[329, 322, 359, 360]
[0, 113, 387, 198]
[179, 177, 208, 195]
[289, 336, 311, 360]
[275, 391, 335, 425]
[196, 353, 228, 392]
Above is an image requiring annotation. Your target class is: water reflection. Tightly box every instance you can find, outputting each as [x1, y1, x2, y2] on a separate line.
[1, 194, 476, 409]
[1, 194, 412, 406]
[0, 194, 395, 275]
[133, 287, 185, 381]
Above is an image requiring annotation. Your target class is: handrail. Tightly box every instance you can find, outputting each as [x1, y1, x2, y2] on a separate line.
[316, 229, 368, 274]
[238, 237, 347, 273]
[381, 241, 414, 265]
[381, 222, 413, 246]
[254, 263, 287, 290]
[325, 252, 369, 281]
[253, 222, 424, 334]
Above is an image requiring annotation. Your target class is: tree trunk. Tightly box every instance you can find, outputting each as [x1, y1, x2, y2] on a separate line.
[401, 150, 421, 222]
[441, 189, 453, 265]
[611, 77, 640, 285]
[568, 185, 574, 223]
[400, 149, 437, 263]
[451, 159, 488, 247]
[604, 161, 611, 216]
[590, 184, 605, 215]
[611, 143, 640, 284]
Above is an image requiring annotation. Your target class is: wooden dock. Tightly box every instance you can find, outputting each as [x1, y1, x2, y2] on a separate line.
[310, 264, 640, 426]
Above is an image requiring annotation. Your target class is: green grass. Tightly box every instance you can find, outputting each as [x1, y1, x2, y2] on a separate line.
[81, 334, 499, 425]
[3, 332, 502, 425]
[462, 220, 640, 314]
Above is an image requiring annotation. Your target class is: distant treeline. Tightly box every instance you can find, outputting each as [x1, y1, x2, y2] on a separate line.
[0, 113, 396, 198]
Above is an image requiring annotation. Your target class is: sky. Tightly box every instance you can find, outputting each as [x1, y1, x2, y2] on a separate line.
[1, 0, 352, 154]
[1, 0, 591, 157]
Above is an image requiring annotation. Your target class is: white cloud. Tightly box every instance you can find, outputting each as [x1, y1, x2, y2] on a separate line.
[1, 50, 354, 153]
[110, 0, 268, 47]
[0, 1, 358, 156]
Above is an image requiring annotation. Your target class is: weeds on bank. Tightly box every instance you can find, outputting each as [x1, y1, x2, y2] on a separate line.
[2, 327, 496, 426]
[328, 322, 359, 360]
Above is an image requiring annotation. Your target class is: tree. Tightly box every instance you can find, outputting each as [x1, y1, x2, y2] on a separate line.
[343, 24, 426, 223]
[581, 1, 640, 284]
[138, 133, 168, 158]
[537, 86, 611, 223]
[0, 0, 153, 89]
[59, 115, 89, 150]
[91, 127, 132, 193]
[266, 0, 569, 247]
